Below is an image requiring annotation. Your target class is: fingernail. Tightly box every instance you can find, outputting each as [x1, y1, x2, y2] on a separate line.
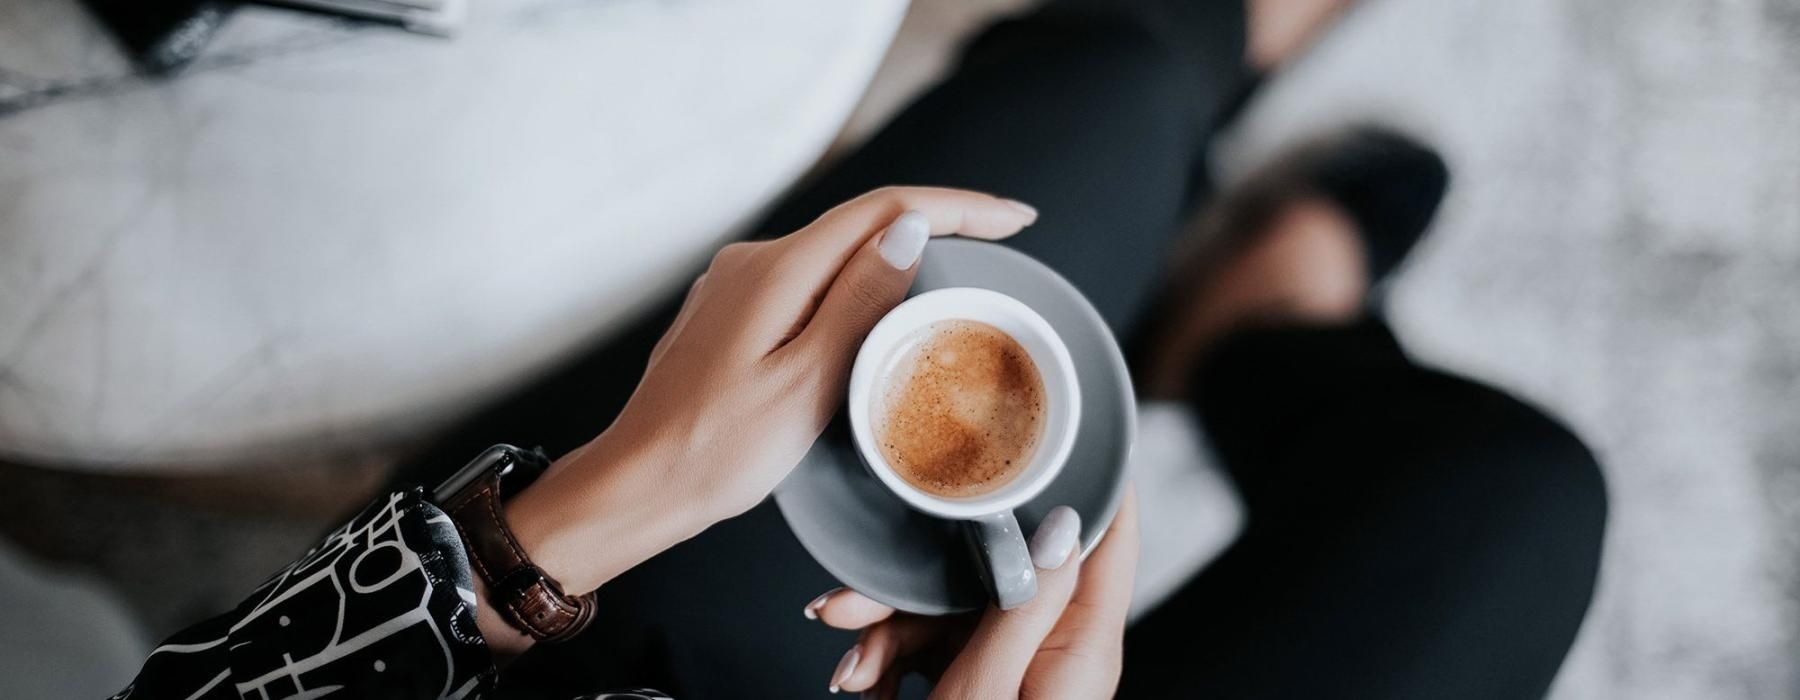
[877, 210, 930, 269]
[803, 588, 841, 620]
[1000, 198, 1038, 221]
[1029, 505, 1081, 570]
[829, 644, 861, 693]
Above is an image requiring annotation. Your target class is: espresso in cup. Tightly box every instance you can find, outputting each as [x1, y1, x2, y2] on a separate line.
[849, 286, 1082, 609]
[875, 320, 1046, 498]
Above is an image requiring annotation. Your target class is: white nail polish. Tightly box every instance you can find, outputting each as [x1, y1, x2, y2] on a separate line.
[1000, 198, 1038, 219]
[877, 210, 930, 269]
[803, 588, 840, 620]
[829, 644, 861, 693]
[1028, 506, 1081, 570]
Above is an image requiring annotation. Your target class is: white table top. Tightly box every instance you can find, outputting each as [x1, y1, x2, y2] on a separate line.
[0, 0, 907, 470]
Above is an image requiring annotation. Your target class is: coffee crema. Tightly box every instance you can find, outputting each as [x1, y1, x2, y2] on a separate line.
[876, 320, 1046, 498]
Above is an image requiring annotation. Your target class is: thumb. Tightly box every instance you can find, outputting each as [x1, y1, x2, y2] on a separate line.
[933, 506, 1083, 699]
[790, 209, 929, 362]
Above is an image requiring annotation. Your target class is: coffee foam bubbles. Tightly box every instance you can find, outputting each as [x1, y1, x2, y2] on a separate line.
[875, 320, 1045, 498]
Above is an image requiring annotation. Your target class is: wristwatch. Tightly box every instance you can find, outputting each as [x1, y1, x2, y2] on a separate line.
[434, 444, 597, 643]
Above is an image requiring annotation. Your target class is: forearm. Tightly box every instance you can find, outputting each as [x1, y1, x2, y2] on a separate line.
[477, 427, 720, 659]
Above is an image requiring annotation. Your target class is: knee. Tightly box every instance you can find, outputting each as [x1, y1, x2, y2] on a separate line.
[966, 16, 1195, 105]
[1072, 21, 1193, 91]
[1495, 392, 1607, 534]
[1419, 380, 1610, 571]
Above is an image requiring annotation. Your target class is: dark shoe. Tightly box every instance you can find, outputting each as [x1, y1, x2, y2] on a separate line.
[1199, 125, 1450, 287]
[1134, 126, 1448, 397]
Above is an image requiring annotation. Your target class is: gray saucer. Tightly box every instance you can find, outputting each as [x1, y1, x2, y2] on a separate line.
[774, 238, 1137, 615]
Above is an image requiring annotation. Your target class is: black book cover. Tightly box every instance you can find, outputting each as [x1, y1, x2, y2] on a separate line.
[80, 0, 236, 74]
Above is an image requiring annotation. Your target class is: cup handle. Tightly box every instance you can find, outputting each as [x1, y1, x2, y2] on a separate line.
[964, 510, 1037, 610]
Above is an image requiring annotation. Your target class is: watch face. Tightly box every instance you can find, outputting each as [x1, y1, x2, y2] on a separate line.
[432, 444, 548, 503]
[432, 445, 516, 503]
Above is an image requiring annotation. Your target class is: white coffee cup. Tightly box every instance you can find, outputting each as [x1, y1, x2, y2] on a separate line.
[847, 287, 1081, 608]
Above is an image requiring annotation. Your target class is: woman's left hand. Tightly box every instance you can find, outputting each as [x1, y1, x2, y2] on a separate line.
[503, 187, 1038, 598]
[809, 488, 1140, 699]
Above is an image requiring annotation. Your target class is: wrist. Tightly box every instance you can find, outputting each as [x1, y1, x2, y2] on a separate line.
[503, 429, 713, 594]
[472, 575, 534, 661]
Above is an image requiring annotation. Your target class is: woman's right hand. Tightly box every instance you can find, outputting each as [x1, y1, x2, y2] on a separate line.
[505, 187, 1036, 591]
[809, 488, 1140, 699]
[479, 187, 1036, 658]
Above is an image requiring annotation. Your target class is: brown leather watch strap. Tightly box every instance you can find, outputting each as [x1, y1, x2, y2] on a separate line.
[444, 470, 596, 643]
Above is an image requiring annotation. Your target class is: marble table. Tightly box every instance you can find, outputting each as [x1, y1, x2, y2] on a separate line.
[0, 0, 908, 470]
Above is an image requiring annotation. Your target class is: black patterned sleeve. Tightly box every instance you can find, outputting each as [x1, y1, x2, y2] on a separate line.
[111, 487, 495, 699]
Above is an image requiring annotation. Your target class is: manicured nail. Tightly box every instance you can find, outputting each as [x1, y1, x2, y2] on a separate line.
[1029, 506, 1081, 570]
[1000, 198, 1038, 221]
[829, 644, 861, 693]
[803, 588, 841, 620]
[877, 210, 930, 269]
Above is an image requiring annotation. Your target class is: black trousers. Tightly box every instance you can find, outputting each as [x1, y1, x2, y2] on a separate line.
[397, 1, 1607, 697]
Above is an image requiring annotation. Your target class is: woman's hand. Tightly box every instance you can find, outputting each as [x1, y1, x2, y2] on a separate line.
[809, 488, 1140, 699]
[503, 187, 1038, 596]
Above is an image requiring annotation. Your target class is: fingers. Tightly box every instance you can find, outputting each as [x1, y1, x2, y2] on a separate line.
[777, 187, 1037, 348]
[807, 588, 908, 694]
[770, 188, 1037, 343]
[865, 673, 901, 700]
[1071, 486, 1140, 634]
[722, 188, 1033, 358]
[833, 616, 937, 694]
[934, 506, 1084, 697]
[1027, 488, 1139, 694]
[808, 588, 974, 694]
[804, 587, 901, 695]
[790, 186, 1036, 258]
[783, 210, 928, 375]
[808, 587, 898, 630]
